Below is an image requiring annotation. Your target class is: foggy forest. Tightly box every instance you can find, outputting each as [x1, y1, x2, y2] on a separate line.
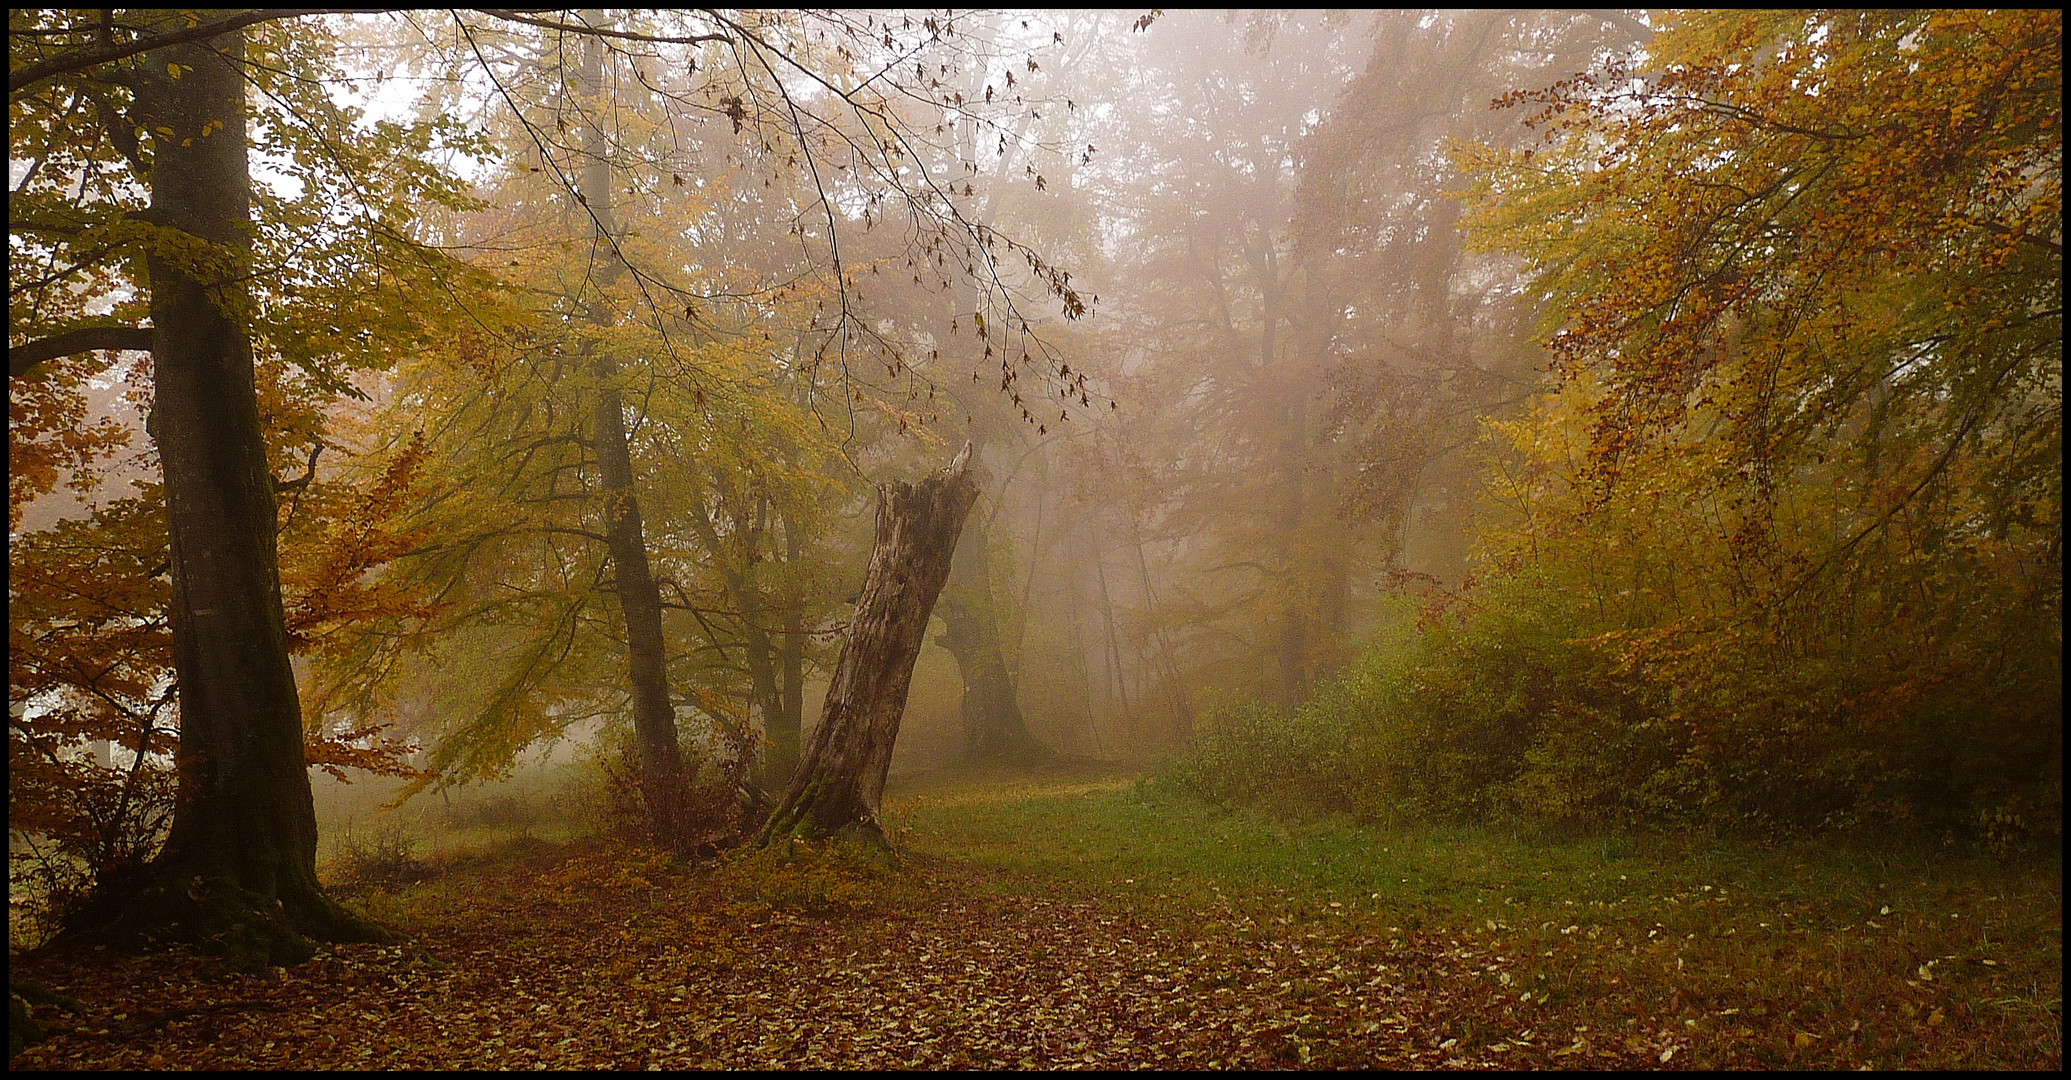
[8, 8, 2061, 1070]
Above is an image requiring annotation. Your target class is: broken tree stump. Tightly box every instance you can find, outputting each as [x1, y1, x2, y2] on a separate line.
[761, 444, 981, 844]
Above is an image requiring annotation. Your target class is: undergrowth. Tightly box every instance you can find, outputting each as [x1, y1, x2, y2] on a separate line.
[1165, 582, 2062, 847]
[324, 821, 435, 893]
[704, 834, 908, 919]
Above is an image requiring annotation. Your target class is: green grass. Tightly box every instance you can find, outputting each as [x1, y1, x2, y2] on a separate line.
[885, 770, 2064, 1070]
[312, 761, 602, 869]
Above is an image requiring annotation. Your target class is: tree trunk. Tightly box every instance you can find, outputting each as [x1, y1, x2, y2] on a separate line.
[739, 613, 786, 784]
[1091, 541, 1132, 724]
[1274, 394, 1310, 707]
[1064, 530, 1104, 756]
[574, 15, 693, 850]
[592, 379, 694, 848]
[772, 519, 806, 784]
[683, 489, 793, 794]
[762, 445, 980, 844]
[1129, 518, 1194, 739]
[61, 20, 384, 964]
[938, 518, 1043, 764]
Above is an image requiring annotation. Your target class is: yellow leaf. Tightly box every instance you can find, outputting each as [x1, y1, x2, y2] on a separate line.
[1793, 1032, 1816, 1048]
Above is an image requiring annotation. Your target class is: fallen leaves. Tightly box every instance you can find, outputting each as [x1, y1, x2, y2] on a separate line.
[10, 839, 1671, 1071]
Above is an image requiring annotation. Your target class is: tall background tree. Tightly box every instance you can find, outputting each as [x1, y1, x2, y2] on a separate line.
[10, 6, 1094, 951]
[1450, 7, 2061, 833]
[1168, 7, 2059, 845]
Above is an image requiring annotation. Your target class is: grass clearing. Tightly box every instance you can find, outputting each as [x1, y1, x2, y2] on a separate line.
[887, 771, 2063, 1069]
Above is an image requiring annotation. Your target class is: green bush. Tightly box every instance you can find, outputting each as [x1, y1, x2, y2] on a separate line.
[1170, 578, 1670, 827]
[1166, 568, 2061, 844]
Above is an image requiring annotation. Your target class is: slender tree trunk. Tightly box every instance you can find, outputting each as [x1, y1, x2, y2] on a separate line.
[683, 492, 791, 792]
[1064, 529, 1104, 756]
[762, 446, 979, 844]
[574, 15, 692, 849]
[592, 382, 693, 847]
[1129, 519, 1193, 739]
[62, 20, 384, 964]
[740, 615, 786, 783]
[1091, 541, 1132, 722]
[772, 517, 807, 784]
[1011, 454, 1047, 666]
[1275, 394, 1310, 706]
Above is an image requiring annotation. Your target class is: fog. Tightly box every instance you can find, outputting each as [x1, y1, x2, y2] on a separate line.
[15, 8, 2055, 854]
[12, 12, 2059, 1069]
[306, 9, 1621, 786]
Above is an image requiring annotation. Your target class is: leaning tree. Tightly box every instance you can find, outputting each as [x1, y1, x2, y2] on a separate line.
[763, 445, 981, 844]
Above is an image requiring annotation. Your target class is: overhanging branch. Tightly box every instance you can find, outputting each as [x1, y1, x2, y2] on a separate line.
[471, 9, 731, 47]
[9, 9, 384, 96]
[10, 324, 152, 378]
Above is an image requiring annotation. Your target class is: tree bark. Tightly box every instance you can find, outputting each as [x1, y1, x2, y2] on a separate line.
[573, 14, 694, 850]
[762, 445, 980, 844]
[59, 18, 385, 965]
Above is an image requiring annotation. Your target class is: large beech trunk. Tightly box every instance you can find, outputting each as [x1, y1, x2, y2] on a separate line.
[762, 445, 980, 843]
[62, 21, 384, 963]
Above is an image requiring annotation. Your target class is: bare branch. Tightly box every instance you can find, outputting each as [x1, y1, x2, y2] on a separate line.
[1575, 9, 1655, 43]
[471, 9, 731, 47]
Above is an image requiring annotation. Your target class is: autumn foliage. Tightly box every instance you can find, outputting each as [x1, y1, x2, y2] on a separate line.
[1174, 9, 2061, 845]
[8, 404, 433, 927]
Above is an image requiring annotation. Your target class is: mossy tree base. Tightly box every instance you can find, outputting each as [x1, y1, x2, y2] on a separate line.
[762, 776, 893, 848]
[55, 859, 395, 969]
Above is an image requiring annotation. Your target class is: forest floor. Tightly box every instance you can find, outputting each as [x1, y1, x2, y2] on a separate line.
[10, 765, 2062, 1070]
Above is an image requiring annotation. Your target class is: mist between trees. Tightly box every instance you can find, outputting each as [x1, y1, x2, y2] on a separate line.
[9, 8, 2060, 965]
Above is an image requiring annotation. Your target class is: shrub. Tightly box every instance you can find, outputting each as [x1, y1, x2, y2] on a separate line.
[1166, 564, 2062, 846]
[7, 751, 176, 948]
[326, 821, 433, 890]
[585, 713, 762, 845]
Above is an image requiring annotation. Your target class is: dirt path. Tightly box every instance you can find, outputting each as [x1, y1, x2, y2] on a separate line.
[9, 831, 1661, 1070]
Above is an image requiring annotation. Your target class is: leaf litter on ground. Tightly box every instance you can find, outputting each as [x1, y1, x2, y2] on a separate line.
[10, 772, 2060, 1070]
[12, 846, 1661, 1069]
